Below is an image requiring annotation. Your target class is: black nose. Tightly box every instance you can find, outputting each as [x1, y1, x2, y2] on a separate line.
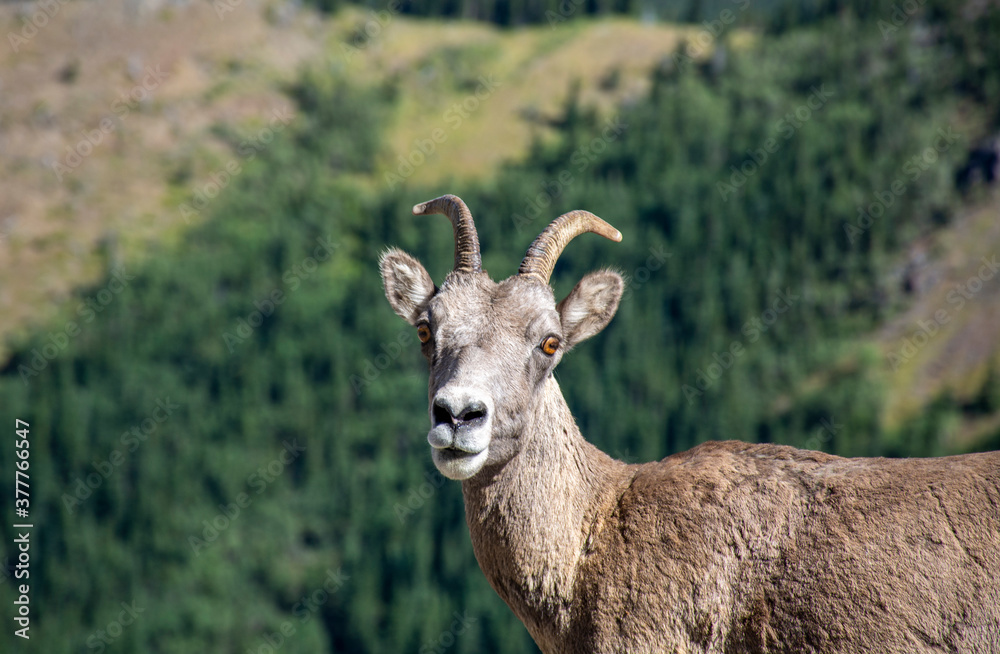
[433, 398, 488, 427]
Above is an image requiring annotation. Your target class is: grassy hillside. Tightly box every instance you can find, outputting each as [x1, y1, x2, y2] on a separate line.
[0, 0, 705, 353]
[876, 196, 1000, 436]
[0, 0, 315, 350]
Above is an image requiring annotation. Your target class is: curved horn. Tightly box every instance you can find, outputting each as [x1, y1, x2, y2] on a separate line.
[412, 194, 482, 273]
[518, 210, 622, 284]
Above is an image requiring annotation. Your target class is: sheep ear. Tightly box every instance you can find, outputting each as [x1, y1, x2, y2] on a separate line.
[380, 249, 436, 325]
[557, 270, 623, 348]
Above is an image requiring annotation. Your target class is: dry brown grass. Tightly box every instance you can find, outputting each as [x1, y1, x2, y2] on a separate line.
[0, 0, 324, 355]
[877, 192, 1000, 437]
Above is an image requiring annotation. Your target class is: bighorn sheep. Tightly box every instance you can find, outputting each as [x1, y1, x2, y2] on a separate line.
[380, 194, 1000, 654]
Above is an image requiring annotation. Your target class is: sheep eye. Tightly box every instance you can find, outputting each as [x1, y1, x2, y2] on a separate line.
[540, 335, 560, 356]
[417, 323, 432, 344]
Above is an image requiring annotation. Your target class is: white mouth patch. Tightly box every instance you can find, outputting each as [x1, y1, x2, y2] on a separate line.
[432, 446, 490, 480]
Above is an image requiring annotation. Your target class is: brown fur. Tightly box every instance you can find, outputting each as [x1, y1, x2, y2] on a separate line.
[380, 202, 1000, 654]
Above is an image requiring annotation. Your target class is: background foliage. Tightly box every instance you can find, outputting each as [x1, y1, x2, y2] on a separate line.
[1, 1, 999, 652]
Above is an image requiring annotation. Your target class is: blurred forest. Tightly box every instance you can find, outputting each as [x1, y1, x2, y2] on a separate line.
[1, 0, 999, 652]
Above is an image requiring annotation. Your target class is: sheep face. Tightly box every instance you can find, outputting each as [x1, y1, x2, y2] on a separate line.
[380, 255, 622, 481]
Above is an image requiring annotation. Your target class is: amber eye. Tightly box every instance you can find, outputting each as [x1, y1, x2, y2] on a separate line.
[416, 324, 432, 344]
[540, 335, 560, 356]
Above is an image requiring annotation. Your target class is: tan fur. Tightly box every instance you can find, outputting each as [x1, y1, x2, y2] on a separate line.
[381, 198, 1000, 654]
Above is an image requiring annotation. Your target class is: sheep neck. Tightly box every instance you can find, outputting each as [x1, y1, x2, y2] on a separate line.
[461, 376, 629, 647]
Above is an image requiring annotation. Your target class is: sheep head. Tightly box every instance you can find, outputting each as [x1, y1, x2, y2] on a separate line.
[380, 194, 623, 480]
